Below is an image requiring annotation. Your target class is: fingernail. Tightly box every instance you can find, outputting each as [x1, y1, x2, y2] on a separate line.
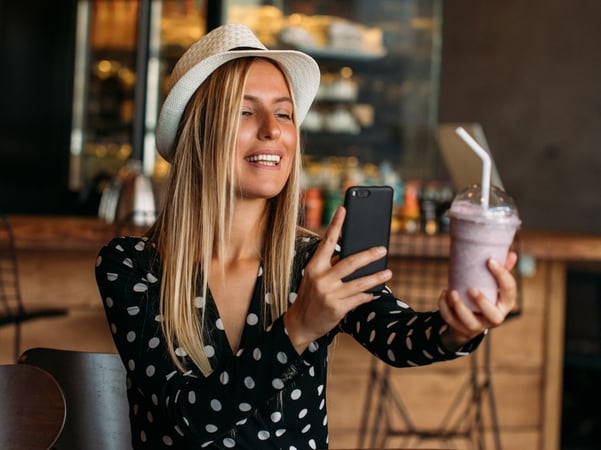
[488, 259, 500, 268]
[468, 287, 480, 298]
[376, 246, 387, 256]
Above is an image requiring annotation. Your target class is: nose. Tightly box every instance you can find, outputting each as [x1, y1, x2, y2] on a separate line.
[258, 114, 281, 140]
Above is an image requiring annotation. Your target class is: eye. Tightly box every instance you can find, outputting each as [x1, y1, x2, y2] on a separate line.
[275, 111, 293, 121]
[240, 108, 252, 117]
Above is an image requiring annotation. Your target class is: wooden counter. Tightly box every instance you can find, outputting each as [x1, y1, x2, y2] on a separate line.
[6, 215, 601, 450]
[9, 214, 601, 261]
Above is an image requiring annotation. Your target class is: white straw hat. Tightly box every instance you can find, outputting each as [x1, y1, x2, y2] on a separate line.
[156, 23, 321, 162]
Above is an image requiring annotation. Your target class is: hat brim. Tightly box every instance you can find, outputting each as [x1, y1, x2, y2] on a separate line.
[156, 49, 320, 162]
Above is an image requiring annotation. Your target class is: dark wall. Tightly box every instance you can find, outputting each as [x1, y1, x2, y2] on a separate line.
[439, 0, 601, 234]
[0, 0, 77, 214]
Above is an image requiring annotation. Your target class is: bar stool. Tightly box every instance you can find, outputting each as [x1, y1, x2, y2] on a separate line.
[357, 233, 522, 449]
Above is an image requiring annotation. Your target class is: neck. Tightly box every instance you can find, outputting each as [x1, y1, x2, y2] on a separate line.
[216, 198, 268, 263]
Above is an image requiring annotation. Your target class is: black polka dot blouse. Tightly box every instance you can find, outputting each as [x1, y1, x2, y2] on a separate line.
[95, 235, 483, 449]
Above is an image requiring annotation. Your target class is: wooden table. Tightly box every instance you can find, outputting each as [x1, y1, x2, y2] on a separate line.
[0, 364, 66, 449]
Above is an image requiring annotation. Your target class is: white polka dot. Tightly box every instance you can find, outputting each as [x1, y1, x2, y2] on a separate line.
[253, 348, 262, 360]
[110, 323, 117, 334]
[317, 384, 324, 396]
[258, 266, 263, 276]
[309, 366, 315, 377]
[126, 331, 136, 342]
[288, 292, 297, 304]
[319, 398, 325, 410]
[204, 345, 215, 358]
[127, 306, 140, 316]
[206, 424, 218, 433]
[244, 376, 255, 389]
[223, 438, 235, 448]
[151, 394, 158, 405]
[387, 332, 397, 345]
[367, 311, 376, 322]
[290, 389, 301, 400]
[128, 360, 135, 371]
[194, 296, 205, 308]
[107, 273, 118, 281]
[323, 415, 328, 426]
[369, 330, 376, 342]
[299, 408, 308, 419]
[246, 313, 259, 325]
[105, 297, 113, 307]
[356, 322, 361, 333]
[219, 371, 230, 385]
[236, 418, 247, 426]
[96, 255, 102, 267]
[147, 411, 153, 423]
[405, 336, 412, 350]
[308, 342, 319, 352]
[133, 283, 147, 292]
[270, 411, 282, 423]
[140, 430, 146, 442]
[265, 292, 272, 304]
[135, 241, 146, 251]
[162, 435, 173, 446]
[387, 350, 396, 362]
[146, 273, 158, 283]
[258, 430, 270, 440]
[188, 391, 196, 404]
[175, 425, 184, 436]
[309, 438, 317, 449]
[215, 318, 224, 330]
[146, 365, 155, 377]
[272, 378, 284, 390]
[276, 352, 288, 364]
[123, 258, 133, 268]
[148, 337, 160, 348]
[239, 402, 251, 412]
[175, 347, 187, 357]
[275, 428, 286, 437]
[396, 299, 410, 309]
[115, 245, 124, 252]
[210, 399, 222, 411]
[302, 424, 311, 433]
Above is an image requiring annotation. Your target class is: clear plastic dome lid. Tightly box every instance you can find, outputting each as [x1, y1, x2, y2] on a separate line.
[447, 184, 521, 227]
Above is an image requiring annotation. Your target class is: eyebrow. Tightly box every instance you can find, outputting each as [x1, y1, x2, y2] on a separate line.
[243, 94, 293, 105]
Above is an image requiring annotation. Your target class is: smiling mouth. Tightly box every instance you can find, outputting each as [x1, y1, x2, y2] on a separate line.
[245, 154, 281, 167]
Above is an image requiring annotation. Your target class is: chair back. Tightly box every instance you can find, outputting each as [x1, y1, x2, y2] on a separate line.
[0, 363, 66, 449]
[19, 347, 132, 450]
[0, 215, 68, 361]
[0, 214, 25, 325]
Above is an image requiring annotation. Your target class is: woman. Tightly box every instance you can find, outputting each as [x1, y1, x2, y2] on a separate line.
[96, 23, 517, 449]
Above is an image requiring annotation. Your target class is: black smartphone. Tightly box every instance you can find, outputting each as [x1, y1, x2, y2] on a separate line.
[340, 185, 393, 292]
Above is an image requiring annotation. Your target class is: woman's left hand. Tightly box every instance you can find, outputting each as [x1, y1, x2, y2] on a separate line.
[438, 251, 518, 350]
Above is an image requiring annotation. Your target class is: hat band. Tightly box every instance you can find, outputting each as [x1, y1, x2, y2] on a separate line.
[229, 46, 265, 51]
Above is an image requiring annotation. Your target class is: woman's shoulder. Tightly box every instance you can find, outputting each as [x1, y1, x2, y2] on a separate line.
[99, 235, 158, 263]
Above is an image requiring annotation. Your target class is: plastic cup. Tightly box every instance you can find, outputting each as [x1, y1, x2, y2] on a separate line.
[447, 184, 521, 311]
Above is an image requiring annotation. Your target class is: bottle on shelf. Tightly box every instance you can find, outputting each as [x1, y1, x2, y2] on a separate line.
[399, 181, 421, 234]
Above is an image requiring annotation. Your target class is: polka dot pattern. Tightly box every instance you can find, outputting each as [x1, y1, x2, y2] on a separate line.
[96, 235, 483, 448]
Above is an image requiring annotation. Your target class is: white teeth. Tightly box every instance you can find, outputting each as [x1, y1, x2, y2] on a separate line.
[246, 154, 281, 166]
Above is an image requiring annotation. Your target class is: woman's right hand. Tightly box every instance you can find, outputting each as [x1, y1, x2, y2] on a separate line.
[283, 206, 392, 354]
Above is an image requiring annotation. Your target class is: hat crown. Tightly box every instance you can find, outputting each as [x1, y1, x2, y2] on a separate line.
[169, 24, 267, 91]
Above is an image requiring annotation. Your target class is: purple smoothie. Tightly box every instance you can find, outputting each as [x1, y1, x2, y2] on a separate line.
[447, 185, 520, 311]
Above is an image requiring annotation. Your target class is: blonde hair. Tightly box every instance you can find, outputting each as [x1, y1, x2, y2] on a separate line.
[153, 58, 302, 375]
